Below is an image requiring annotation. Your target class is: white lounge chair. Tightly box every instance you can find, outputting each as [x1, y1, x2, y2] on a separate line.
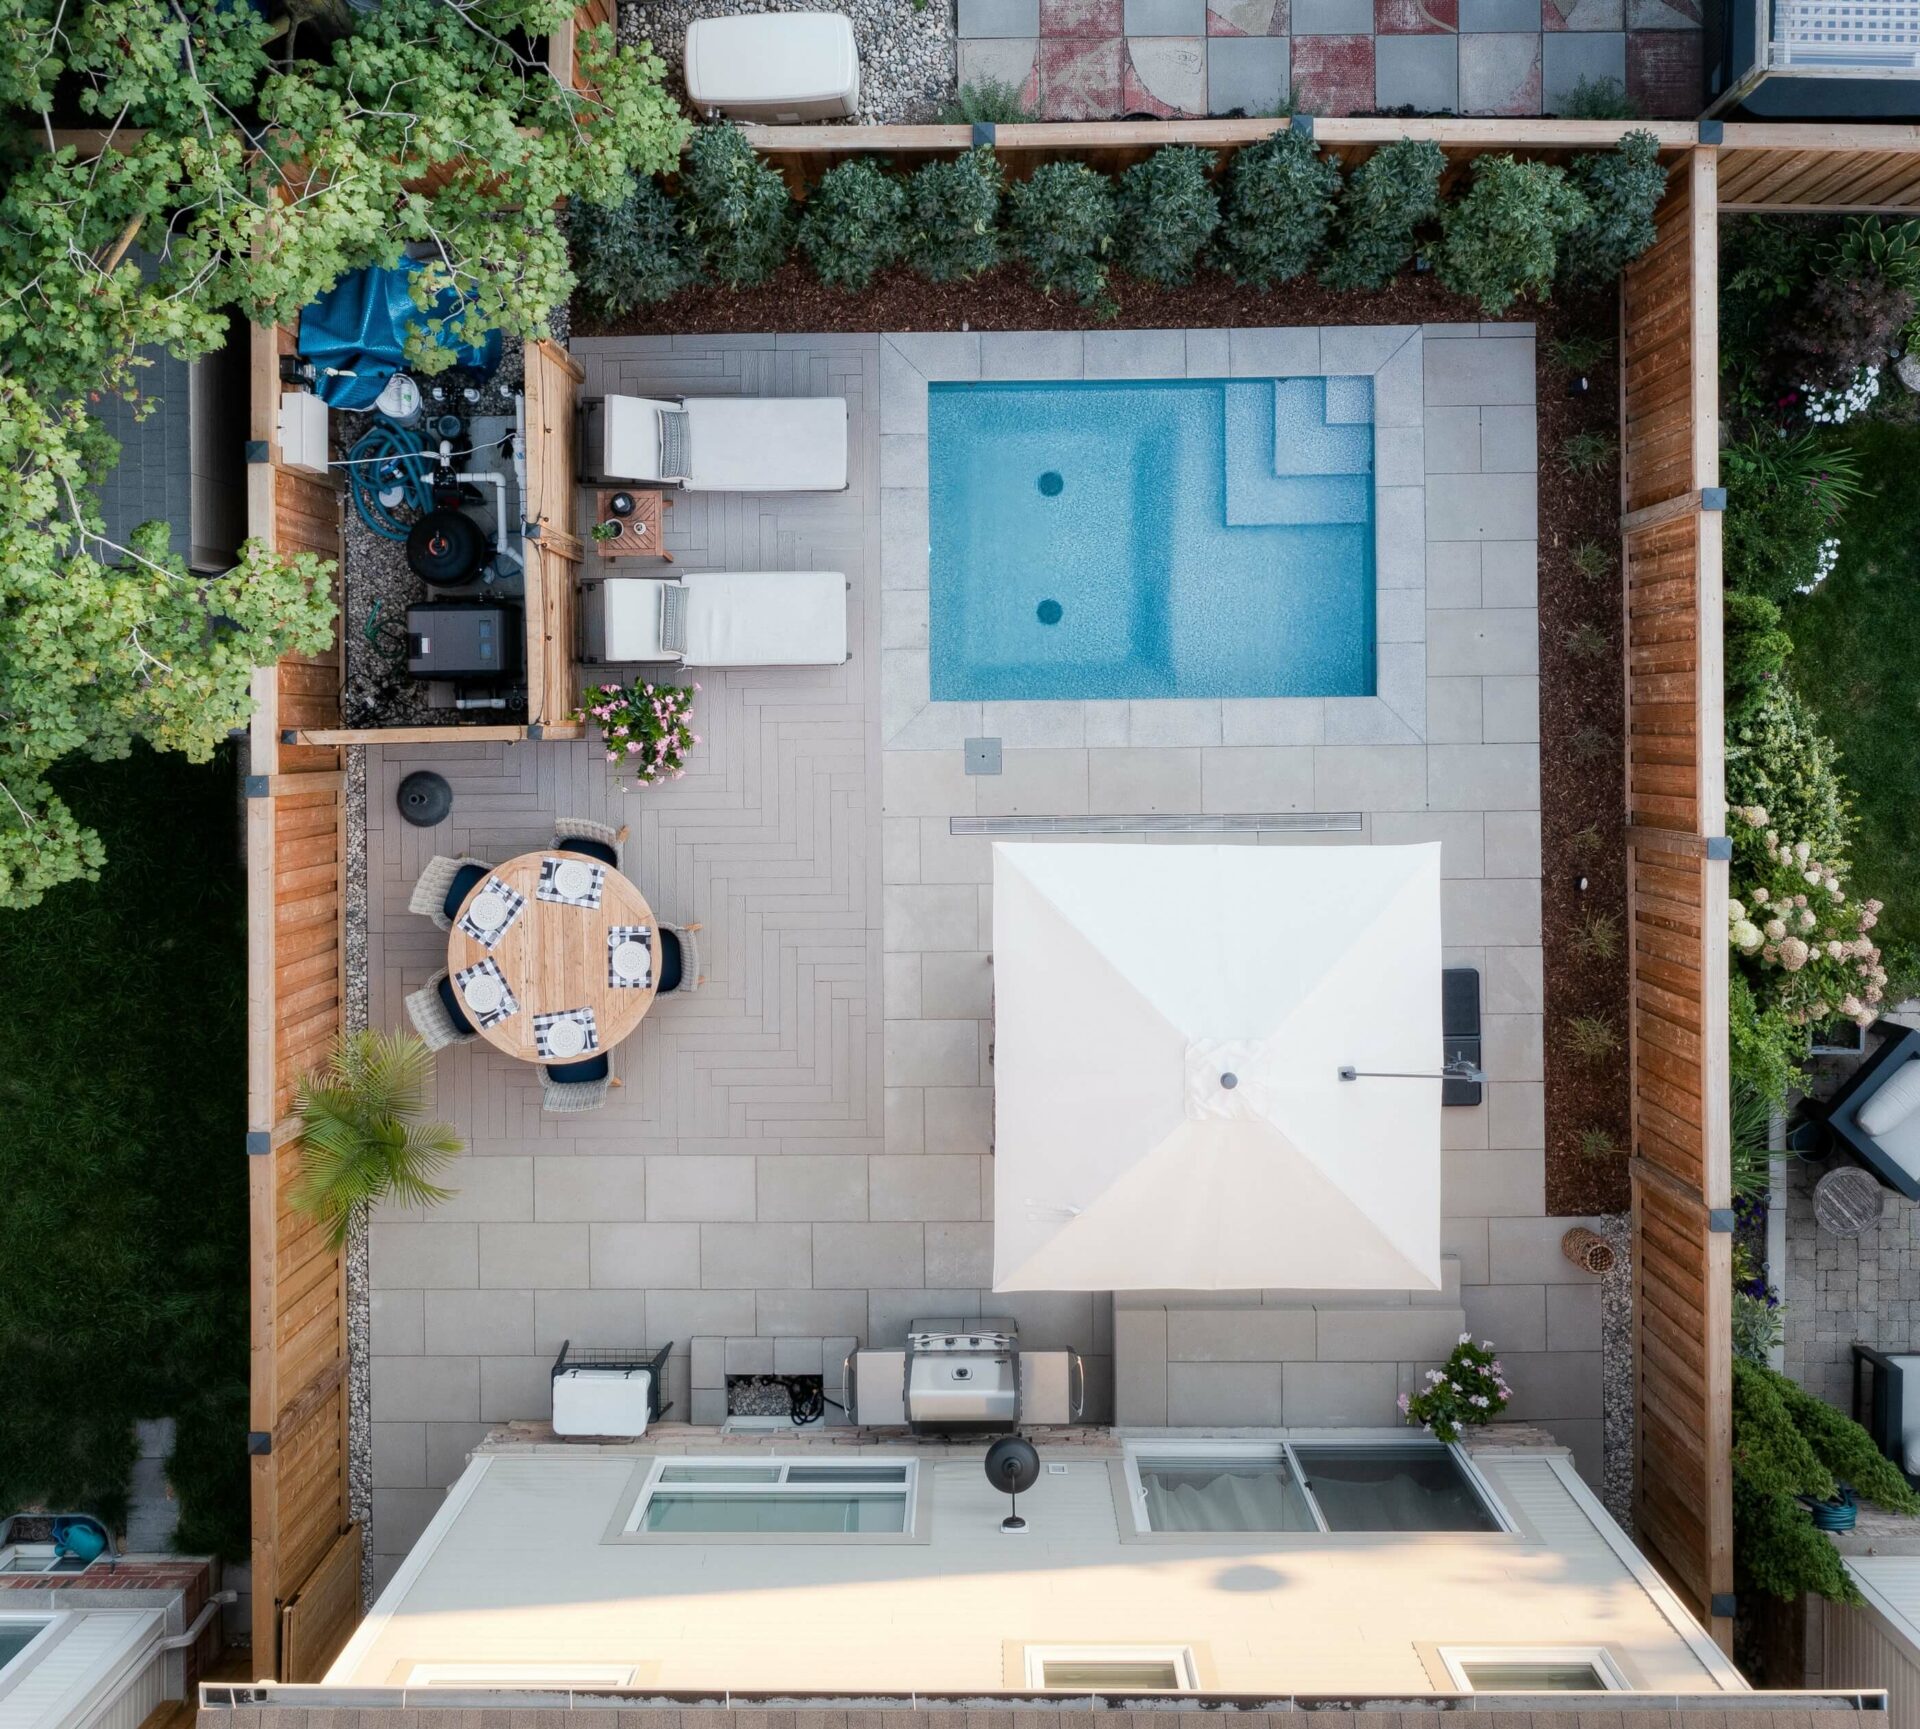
[587, 573, 850, 668]
[581, 395, 849, 492]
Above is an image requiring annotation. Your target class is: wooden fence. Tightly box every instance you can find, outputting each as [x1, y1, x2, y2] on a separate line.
[246, 322, 358, 1683]
[1619, 147, 1733, 1654]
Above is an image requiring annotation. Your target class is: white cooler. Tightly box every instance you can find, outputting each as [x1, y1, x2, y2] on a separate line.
[552, 1367, 655, 1439]
[684, 13, 860, 122]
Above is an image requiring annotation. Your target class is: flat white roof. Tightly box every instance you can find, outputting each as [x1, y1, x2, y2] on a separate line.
[330, 1436, 1743, 1696]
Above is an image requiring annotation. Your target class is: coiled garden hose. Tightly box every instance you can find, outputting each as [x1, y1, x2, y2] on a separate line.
[346, 420, 434, 540]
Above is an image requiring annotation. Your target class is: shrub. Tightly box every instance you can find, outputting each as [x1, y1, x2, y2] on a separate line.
[1774, 270, 1913, 398]
[1570, 722, 1615, 762]
[1725, 682, 1853, 868]
[1570, 822, 1606, 859]
[1400, 1336, 1511, 1442]
[1730, 1073, 1775, 1202]
[1577, 1125, 1618, 1160]
[1573, 909, 1621, 961]
[1568, 539, 1615, 581]
[1216, 129, 1342, 287]
[1436, 155, 1589, 316]
[1725, 591, 1794, 721]
[1722, 434, 1858, 603]
[907, 149, 1004, 283]
[571, 175, 698, 316]
[1321, 138, 1444, 293]
[1549, 332, 1612, 373]
[679, 123, 793, 288]
[1556, 75, 1637, 119]
[1560, 131, 1665, 288]
[1558, 429, 1616, 474]
[1565, 1014, 1621, 1060]
[1564, 621, 1611, 660]
[1733, 1358, 1920, 1603]
[1727, 804, 1886, 1026]
[938, 77, 1039, 124]
[1113, 146, 1221, 287]
[1730, 971, 1808, 1110]
[798, 158, 908, 291]
[1008, 160, 1117, 306]
[1733, 1291, 1783, 1366]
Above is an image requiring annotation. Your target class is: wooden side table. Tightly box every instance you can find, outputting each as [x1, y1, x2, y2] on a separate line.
[592, 487, 672, 563]
[1814, 1164, 1885, 1238]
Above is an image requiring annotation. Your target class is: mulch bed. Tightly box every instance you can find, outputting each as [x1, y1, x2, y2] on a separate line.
[577, 263, 1633, 1216]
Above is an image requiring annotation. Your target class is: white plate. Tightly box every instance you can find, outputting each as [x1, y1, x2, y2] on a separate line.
[468, 888, 509, 931]
[554, 860, 593, 900]
[462, 973, 502, 1014]
[612, 939, 650, 981]
[546, 1017, 587, 1057]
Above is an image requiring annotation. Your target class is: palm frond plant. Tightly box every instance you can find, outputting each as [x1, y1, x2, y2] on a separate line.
[294, 1030, 464, 1248]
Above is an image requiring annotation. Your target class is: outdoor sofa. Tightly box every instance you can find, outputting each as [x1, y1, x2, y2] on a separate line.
[1802, 1019, 1920, 1199]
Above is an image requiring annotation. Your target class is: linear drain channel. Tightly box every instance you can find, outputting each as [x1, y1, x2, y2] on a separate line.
[950, 812, 1363, 836]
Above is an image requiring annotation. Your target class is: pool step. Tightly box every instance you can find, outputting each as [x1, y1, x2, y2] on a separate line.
[1223, 380, 1371, 528]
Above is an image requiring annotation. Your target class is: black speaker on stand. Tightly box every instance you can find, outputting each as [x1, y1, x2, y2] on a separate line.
[985, 1435, 1041, 1534]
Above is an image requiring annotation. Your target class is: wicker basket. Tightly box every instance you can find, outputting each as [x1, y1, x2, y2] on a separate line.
[1561, 1226, 1615, 1276]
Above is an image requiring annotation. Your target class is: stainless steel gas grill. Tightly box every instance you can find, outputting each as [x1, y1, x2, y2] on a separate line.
[903, 1318, 1021, 1436]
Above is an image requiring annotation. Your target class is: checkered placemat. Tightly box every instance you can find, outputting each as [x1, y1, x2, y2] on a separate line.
[453, 957, 520, 1028]
[534, 1005, 600, 1061]
[606, 925, 654, 990]
[457, 877, 526, 949]
[537, 854, 607, 909]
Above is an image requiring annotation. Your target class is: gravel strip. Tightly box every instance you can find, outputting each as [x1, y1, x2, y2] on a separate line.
[1599, 1209, 1632, 1531]
[621, 0, 954, 125]
[343, 745, 375, 1605]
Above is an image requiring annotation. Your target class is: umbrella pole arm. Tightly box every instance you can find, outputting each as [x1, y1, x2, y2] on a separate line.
[1339, 1061, 1486, 1083]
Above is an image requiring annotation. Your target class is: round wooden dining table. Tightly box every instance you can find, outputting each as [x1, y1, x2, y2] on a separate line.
[446, 849, 662, 1065]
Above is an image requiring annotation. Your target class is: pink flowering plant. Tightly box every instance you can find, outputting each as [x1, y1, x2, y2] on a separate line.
[1399, 1336, 1511, 1443]
[1726, 803, 1886, 1026]
[573, 680, 701, 789]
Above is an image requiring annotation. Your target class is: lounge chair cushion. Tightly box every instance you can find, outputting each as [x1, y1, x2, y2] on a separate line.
[657, 927, 684, 994]
[1860, 1056, 1920, 1138]
[442, 862, 490, 923]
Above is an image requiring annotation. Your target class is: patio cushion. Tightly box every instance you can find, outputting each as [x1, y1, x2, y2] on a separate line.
[657, 927, 684, 994]
[548, 1053, 610, 1084]
[559, 837, 619, 868]
[434, 973, 477, 1037]
[1860, 1056, 1920, 1138]
[442, 862, 490, 923]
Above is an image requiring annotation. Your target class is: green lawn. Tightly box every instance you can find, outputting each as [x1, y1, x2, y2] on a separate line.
[0, 745, 249, 1557]
[1789, 420, 1920, 966]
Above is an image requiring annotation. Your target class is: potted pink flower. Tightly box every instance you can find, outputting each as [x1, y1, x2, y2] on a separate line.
[573, 680, 702, 789]
[1399, 1336, 1513, 1443]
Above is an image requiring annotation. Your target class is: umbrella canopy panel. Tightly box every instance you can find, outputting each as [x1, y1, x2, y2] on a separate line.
[991, 842, 1444, 1295]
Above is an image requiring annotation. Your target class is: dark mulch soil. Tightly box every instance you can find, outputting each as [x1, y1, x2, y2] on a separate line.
[578, 265, 1634, 1215]
[1532, 292, 1632, 1216]
[572, 259, 1493, 336]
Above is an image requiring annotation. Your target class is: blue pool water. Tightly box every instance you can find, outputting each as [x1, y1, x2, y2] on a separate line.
[928, 376, 1376, 702]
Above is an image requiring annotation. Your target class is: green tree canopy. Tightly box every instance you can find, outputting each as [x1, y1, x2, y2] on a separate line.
[0, 0, 688, 906]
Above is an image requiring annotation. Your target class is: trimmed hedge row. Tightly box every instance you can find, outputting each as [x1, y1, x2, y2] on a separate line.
[574, 124, 1666, 319]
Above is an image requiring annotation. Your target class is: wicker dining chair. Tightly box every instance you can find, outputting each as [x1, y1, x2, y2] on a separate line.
[408, 854, 495, 931]
[539, 1052, 621, 1114]
[656, 920, 705, 995]
[405, 970, 479, 1052]
[553, 817, 630, 870]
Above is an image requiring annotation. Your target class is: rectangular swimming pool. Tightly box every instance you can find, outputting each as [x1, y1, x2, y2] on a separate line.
[928, 376, 1376, 703]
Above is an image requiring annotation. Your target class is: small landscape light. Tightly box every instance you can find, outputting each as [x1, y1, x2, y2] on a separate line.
[1568, 374, 1592, 398]
[1575, 874, 1590, 894]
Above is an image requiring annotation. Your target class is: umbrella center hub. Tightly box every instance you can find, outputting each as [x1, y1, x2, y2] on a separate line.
[1185, 1040, 1266, 1120]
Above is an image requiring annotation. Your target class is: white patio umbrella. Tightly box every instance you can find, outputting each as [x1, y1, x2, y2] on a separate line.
[991, 841, 1444, 1294]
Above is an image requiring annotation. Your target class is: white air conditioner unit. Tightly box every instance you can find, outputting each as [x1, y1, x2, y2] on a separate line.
[278, 389, 329, 476]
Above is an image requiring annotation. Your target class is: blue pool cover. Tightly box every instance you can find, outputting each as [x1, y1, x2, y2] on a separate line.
[928, 376, 1376, 702]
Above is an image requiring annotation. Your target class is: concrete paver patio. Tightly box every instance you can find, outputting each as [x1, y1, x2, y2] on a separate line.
[359, 328, 1610, 1590]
